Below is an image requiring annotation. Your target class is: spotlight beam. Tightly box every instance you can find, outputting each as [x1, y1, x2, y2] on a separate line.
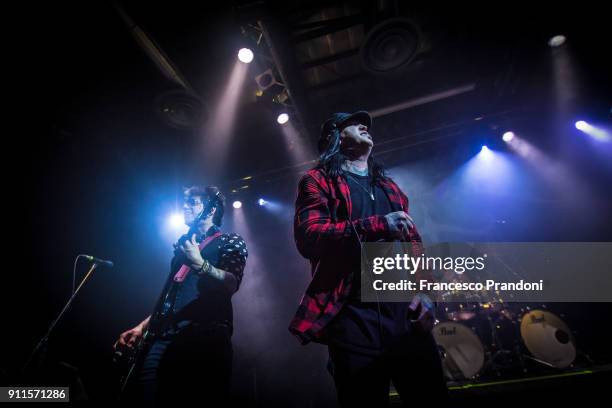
[205, 60, 249, 169]
[280, 120, 316, 164]
[506, 134, 598, 203]
[575, 121, 610, 142]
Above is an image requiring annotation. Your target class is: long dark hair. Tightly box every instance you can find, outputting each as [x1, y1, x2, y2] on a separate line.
[316, 150, 387, 182]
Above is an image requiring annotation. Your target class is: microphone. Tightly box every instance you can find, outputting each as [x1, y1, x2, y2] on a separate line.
[82, 255, 114, 268]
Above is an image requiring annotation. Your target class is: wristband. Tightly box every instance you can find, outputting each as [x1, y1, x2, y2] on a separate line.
[198, 260, 211, 275]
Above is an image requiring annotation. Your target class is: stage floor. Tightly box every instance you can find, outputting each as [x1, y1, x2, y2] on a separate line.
[390, 364, 612, 403]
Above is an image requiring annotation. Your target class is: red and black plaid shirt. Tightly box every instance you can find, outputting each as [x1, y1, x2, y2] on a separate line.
[289, 168, 423, 344]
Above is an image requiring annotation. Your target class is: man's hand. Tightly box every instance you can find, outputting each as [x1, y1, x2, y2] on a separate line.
[180, 233, 205, 269]
[114, 325, 144, 350]
[408, 294, 435, 333]
[385, 211, 415, 239]
[114, 316, 149, 350]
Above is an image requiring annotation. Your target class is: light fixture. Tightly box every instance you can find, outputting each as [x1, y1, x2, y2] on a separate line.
[238, 48, 254, 63]
[548, 35, 566, 48]
[277, 113, 289, 124]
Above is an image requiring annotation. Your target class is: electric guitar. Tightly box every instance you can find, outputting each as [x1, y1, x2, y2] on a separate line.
[114, 188, 223, 395]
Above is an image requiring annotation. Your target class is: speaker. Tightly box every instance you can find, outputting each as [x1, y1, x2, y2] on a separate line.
[360, 18, 422, 75]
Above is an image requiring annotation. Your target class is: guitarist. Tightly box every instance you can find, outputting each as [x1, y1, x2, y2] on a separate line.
[114, 186, 248, 405]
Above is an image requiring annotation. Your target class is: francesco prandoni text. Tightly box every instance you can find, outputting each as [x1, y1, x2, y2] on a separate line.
[373, 279, 544, 292]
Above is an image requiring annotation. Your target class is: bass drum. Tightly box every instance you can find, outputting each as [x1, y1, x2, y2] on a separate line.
[520, 309, 576, 368]
[433, 322, 485, 380]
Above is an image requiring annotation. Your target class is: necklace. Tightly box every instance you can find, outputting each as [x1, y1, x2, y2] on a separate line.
[346, 173, 375, 201]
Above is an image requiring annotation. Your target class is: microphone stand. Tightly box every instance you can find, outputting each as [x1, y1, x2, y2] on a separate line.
[22, 262, 100, 372]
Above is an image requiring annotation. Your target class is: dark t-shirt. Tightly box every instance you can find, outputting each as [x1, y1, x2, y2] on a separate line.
[326, 173, 412, 354]
[156, 227, 248, 333]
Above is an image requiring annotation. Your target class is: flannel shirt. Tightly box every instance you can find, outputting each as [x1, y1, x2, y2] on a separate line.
[289, 168, 423, 344]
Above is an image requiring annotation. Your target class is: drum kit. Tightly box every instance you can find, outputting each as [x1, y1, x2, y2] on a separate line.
[433, 296, 577, 381]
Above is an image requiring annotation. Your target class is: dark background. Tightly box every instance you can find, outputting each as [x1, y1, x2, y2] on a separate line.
[5, 1, 612, 405]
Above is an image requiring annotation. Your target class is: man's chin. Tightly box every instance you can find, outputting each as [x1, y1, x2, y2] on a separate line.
[359, 136, 373, 147]
[342, 140, 372, 156]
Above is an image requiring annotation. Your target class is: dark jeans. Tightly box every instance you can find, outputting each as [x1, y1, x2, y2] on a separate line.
[137, 323, 232, 406]
[328, 331, 448, 407]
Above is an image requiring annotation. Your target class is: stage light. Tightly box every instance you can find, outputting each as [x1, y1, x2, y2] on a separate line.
[169, 213, 183, 228]
[255, 69, 278, 91]
[454, 145, 515, 197]
[575, 121, 588, 130]
[575, 120, 610, 142]
[254, 198, 283, 213]
[478, 145, 493, 161]
[548, 35, 566, 47]
[238, 48, 254, 63]
[502, 132, 515, 142]
[277, 113, 289, 124]
[233, 200, 243, 209]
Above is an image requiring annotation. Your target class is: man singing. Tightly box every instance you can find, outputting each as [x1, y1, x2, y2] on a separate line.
[289, 111, 447, 406]
[115, 186, 247, 405]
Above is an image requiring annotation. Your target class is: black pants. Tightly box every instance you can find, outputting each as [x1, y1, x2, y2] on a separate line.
[328, 331, 448, 407]
[137, 323, 232, 406]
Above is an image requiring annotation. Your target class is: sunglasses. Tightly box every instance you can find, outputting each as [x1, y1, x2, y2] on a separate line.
[184, 198, 204, 206]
